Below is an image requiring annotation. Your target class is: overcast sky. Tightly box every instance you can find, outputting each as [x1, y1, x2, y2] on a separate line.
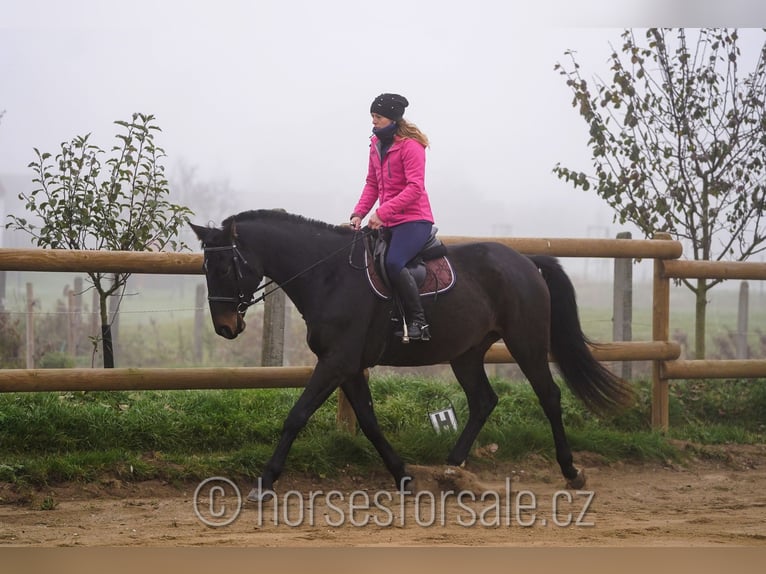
[2, 0, 765, 239]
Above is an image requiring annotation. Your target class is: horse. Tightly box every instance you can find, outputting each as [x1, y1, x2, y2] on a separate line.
[191, 210, 632, 500]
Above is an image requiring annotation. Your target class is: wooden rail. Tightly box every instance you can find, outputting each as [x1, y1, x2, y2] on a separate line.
[0, 342, 682, 394]
[662, 259, 766, 280]
[0, 367, 315, 393]
[662, 360, 766, 380]
[0, 235, 682, 273]
[484, 341, 681, 363]
[0, 248, 201, 274]
[443, 236, 683, 259]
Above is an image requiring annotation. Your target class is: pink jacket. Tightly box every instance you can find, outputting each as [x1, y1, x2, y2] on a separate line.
[352, 135, 434, 227]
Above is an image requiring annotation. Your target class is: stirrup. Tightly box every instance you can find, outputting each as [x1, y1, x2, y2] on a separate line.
[397, 322, 430, 343]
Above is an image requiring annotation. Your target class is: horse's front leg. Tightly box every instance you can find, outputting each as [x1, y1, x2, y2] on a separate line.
[247, 361, 343, 502]
[340, 373, 409, 489]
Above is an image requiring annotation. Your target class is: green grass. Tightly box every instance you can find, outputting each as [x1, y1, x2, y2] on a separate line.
[1, 375, 763, 487]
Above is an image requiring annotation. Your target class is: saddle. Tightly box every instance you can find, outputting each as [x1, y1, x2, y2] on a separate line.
[364, 227, 456, 300]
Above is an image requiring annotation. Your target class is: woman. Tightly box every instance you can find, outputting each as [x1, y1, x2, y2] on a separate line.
[350, 93, 435, 341]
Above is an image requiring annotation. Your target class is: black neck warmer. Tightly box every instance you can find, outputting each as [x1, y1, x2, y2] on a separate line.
[373, 122, 398, 158]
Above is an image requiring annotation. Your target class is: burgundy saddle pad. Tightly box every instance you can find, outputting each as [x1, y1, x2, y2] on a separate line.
[364, 250, 456, 300]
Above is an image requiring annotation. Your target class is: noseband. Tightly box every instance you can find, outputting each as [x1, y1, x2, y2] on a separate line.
[203, 244, 257, 314]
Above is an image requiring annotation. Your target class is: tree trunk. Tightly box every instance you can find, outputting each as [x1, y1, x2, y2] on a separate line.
[98, 291, 114, 369]
[101, 324, 114, 368]
[694, 278, 708, 359]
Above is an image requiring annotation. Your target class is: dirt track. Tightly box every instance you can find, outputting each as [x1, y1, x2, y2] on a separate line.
[1, 443, 765, 547]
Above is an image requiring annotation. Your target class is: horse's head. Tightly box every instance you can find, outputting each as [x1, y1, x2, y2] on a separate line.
[190, 221, 262, 340]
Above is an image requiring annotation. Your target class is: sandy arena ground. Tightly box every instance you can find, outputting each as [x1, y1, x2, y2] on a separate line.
[1, 443, 765, 547]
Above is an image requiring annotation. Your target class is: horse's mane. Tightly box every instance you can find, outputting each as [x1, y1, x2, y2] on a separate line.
[223, 209, 352, 235]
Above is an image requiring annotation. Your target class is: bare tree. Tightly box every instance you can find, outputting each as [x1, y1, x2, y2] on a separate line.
[554, 28, 766, 358]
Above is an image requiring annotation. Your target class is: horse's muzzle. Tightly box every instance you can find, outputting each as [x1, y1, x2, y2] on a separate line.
[215, 324, 238, 339]
[214, 315, 246, 339]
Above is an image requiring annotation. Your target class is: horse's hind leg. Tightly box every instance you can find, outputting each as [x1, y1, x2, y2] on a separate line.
[512, 345, 584, 488]
[446, 347, 499, 467]
[340, 373, 409, 489]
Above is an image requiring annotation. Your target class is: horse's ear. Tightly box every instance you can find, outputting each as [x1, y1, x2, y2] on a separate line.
[189, 222, 212, 243]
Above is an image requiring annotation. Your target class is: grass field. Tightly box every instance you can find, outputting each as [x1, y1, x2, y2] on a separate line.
[0, 376, 763, 487]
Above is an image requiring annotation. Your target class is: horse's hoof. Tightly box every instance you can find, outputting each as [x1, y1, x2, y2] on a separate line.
[247, 486, 275, 503]
[566, 468, 587, 490]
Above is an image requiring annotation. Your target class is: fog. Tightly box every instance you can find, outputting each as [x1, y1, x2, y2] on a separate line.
[1, 1, 765, 241]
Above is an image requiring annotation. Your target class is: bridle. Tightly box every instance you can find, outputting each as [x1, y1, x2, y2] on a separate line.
[202, 228, 375, 315]
[202, 244, 263, 314]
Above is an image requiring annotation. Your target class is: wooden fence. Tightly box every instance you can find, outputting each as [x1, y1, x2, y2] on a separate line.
[651, 253, 766, 429]
[0, 234, 764, 430]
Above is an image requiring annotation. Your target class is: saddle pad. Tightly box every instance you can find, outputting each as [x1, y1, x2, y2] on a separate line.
[364, 250, 456, 300]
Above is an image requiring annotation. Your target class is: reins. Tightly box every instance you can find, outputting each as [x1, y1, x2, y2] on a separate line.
[204, 228, 374, 312]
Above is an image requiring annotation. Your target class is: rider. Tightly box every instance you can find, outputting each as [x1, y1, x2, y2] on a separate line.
[349, 93, 435, 341]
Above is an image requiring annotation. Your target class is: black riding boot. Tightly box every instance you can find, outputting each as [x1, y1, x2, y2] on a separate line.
[392, 268, 430, 342]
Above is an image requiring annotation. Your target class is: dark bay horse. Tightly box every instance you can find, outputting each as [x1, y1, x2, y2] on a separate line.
[191, 210, 632, 500]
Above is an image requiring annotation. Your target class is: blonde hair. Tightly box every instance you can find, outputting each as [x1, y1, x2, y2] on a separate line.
[397, 118, 429, 147]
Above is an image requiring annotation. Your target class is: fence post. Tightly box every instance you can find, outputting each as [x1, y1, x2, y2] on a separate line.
[336, 372, 362, 433]
[737, 281, 749, 359]
[612, 231, 633, 380]
[261, 281, 285, 366]
[66, 287, 75, 357]
[261, 208, 287, 367]
[25, 282, 34, 368]
[73, 276, 83, 356]
[194, 283, 205, 363]
[652, 233, 672, 430]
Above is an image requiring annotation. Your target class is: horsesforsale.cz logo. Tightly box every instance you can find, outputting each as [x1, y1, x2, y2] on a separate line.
[193, 477, 242, 527]
[192, 476, 596, 529]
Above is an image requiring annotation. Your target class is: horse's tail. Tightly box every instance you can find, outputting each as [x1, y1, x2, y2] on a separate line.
[528, 255, 633, 415]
